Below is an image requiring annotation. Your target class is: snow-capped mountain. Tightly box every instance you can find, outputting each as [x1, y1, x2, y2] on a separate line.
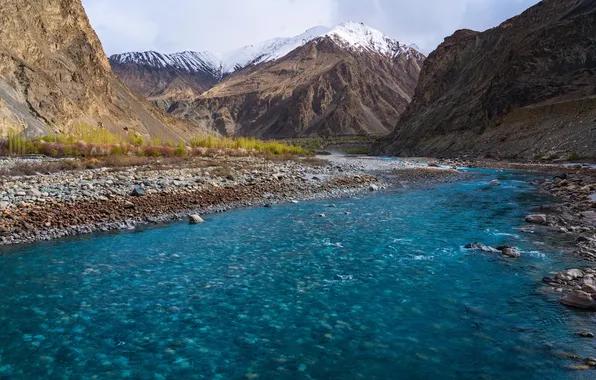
[110, 22, 421, 78]
[109, 21, 425, 139]
[110, 50, 222, 78]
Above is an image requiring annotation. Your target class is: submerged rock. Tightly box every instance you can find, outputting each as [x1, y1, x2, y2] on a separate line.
[579, 331, 595, 338]
[465, 242, 500, 253]
[525, 214, 548, 225]
[188, 215, 204, 224]
[499, 246, 521, 258]
[559, 290, 596, 310]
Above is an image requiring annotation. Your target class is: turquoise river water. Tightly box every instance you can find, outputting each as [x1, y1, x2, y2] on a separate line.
[1, 170, 595, 379]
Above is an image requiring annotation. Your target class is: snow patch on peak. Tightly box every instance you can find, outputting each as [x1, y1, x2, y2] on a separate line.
[110, 22, 421, 77]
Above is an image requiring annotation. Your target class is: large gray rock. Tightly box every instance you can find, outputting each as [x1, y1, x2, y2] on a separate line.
[500, 247, 521, 258]
[581, 284, 596, 294]
[559, 290, 596, 310]
[525, 214, 548, 225]
[566, 269, 585, 279]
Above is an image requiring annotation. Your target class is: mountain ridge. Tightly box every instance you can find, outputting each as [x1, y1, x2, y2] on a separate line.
[376, 0, 596, 159]
[110, 22, 425, 138]
[0, 0, 205, 139]
[110, 21, 421, 81]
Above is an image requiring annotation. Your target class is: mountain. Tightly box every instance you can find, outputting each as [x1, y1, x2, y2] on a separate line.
[376, 0, 596, 159]
[0, 0, 202, 139]
[111, 22, 424, 138]
[109, 51, 222, 99]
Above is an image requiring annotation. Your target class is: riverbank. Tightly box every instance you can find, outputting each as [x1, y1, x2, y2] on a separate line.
[0, 155, 467, 246]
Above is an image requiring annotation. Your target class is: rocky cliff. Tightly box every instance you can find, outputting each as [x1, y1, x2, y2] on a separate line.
[0, 0, 200, 139]
[377, 0, 596, 159]
[112, 23, 424, 139]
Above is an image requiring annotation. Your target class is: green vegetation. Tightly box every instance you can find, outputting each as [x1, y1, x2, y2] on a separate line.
[568, 151, 579, 161]
[189, 136, 308, 155]
[0, 124, 310, 158]
[344, 147, 371, 155]
[285, 135, 379, 151]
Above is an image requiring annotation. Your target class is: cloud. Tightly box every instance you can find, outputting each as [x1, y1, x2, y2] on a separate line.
[82, 0, 336, 55]
[83, 0, 540, 56]
[331, 0, 540, 53]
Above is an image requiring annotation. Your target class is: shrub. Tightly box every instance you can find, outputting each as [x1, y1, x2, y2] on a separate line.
[568, 151, 579, 161]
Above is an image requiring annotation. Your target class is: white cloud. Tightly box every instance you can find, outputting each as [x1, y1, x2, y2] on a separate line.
[83, 0, 540, 56]
[331, 0, 540, 53]
[82, 0, 336, 55]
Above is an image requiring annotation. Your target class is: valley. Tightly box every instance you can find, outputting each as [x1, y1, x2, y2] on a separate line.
[0, 0, 595, 378]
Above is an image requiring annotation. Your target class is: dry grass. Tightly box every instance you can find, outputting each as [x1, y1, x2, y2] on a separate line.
[0, 124, 310, 158]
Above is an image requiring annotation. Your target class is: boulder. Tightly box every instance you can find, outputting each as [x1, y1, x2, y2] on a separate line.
[188, 214, 204, 224]
[488, 180, 501, 186]
[566, 269, 585, 279]
[559, 290, 596, 310]
[499, 247, 521, 258]
[131, 187, 145, 197]
[465, 243, 500, 253]
[369, 184, 379, 192]
[579, 331, 595, 338]
[581, 284, 596, 294]
[525, 214, 548, 225]
[0, 201, 9, 210]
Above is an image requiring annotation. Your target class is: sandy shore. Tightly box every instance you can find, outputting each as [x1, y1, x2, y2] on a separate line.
[0, 155, 466, 246]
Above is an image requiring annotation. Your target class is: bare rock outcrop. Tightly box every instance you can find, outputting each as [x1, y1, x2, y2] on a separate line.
[0, 0, 203, 139]
[377, 0, 596, 159]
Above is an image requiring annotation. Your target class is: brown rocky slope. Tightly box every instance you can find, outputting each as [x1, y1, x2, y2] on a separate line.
[377, 0, 596, 159]
[0, 0, 202, 139]
[160, 38, 423, 138]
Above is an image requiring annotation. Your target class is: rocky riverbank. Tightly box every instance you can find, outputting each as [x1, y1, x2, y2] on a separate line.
[0, 155, 467, 246]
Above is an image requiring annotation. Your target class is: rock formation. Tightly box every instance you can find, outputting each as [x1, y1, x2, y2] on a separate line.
[0, 0, 203, 139]
[377, 0, 596, 159]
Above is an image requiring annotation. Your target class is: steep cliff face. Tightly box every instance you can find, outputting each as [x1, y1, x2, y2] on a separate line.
[377, 0, 596, 159]
[0, 0, 199, 139]
[113, 22, 425, 139]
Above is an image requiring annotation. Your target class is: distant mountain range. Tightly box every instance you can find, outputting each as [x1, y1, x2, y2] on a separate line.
[109, 22, 425, 138]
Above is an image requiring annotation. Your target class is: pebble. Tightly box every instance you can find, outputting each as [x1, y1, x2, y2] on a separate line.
[0, 155, 467, 246]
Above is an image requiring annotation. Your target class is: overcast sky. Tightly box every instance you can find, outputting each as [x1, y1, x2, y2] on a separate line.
[82, 0, 539, 56]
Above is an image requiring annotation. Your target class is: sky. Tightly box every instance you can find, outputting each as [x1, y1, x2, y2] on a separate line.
[82, 0, 540, 56]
